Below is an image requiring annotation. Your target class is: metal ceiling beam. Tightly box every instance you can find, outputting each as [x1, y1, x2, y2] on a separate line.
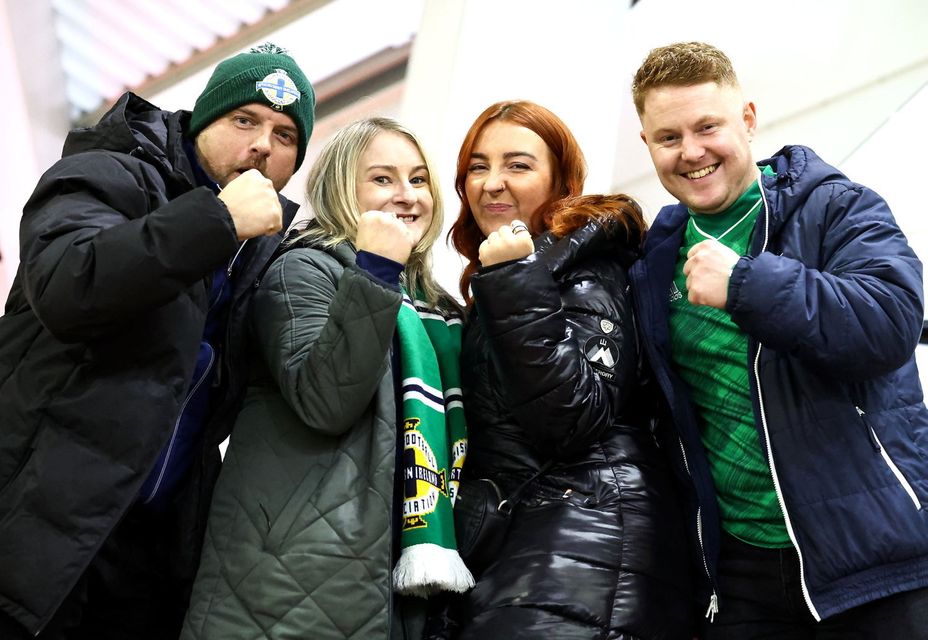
[76, 0, 335, 126]
[313, 41, 412, 104]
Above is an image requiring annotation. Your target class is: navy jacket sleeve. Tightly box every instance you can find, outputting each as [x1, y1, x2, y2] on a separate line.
[727, 182, 924, 380]
[471, 250, 636, 455]
[19, 151, 239, 342]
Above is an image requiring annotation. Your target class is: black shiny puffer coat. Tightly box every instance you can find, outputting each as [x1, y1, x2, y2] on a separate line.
[454, 214, 694, 639]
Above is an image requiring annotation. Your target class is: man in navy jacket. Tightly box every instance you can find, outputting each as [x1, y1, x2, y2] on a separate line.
[629, 41, 928, 638]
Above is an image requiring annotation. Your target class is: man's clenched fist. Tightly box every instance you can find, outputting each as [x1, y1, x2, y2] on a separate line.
[683, 239, 740, 309]
[218, 169, 283, 240]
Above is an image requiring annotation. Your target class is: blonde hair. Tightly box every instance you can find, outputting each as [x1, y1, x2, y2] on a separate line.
[631, 41, 739, 115]
[290, 117, 452, 309]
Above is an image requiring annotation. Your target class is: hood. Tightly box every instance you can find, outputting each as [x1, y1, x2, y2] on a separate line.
[758, 145, 848, 229]
[61, 92, 194, 192]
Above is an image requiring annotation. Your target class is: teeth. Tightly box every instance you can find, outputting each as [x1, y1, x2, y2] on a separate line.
[686, 165, 717, 179]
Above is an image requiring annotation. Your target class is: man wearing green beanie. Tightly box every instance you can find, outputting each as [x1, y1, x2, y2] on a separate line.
[0, 44, 314, 640]
[190, 41, 315, 175]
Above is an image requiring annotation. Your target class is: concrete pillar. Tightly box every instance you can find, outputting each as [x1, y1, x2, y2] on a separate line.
[0, 0, 70, 305]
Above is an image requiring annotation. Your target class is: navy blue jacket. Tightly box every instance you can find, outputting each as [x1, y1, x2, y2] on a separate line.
[629, 145, 928, 620]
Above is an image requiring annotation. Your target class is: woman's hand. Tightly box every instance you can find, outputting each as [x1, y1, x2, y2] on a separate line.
[478, 220, 534, 267]
[355, 210, 416, 265]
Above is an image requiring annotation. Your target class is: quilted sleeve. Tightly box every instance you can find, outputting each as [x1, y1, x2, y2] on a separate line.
[251, 248, 402, 435]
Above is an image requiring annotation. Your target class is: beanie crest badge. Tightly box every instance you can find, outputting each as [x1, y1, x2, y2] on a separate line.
[255, 69, 301, 109]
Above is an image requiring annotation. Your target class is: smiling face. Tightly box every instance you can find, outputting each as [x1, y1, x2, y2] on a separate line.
[194, 103, 298, 192]
[639, 82, 758, 214]
[355, 131, 434, 247]
[464, 120, 555, 236]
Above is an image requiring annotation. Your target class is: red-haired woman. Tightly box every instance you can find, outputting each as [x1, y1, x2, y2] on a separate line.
[444, 101, 693, 638]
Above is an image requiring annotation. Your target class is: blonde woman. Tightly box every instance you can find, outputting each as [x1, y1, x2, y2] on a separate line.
[183, 118, 472, 640]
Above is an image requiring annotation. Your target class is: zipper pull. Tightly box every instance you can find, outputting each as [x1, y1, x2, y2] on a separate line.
[856, 406, 881, 451]
[227, 239, 249, 277]
[705, 592, 719, 622]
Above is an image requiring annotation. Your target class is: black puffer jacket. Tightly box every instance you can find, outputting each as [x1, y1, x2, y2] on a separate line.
[0, 93, 296, 635]
[453, 214, 693, 638]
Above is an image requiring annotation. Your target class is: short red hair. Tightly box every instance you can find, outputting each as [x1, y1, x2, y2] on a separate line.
[448, 101, 587, 303]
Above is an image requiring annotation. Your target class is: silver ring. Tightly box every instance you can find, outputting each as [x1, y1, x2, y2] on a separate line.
[510, 221, 530, 235]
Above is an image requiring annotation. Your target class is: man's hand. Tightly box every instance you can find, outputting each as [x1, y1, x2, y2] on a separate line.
[478, 222, 534, 267]
[355, 210, 416, 265]
[683, 239, 740, 309]
[218, 169, 283, 240]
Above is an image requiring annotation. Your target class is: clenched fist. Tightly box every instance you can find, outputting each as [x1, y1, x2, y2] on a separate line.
[683, 239, 740, 309]
[218, 169, 283, 240]
[478, 222, 534, 267]
[355, 210, 416, 265]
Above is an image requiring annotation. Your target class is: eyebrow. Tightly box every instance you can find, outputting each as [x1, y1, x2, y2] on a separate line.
[694, 114, 723, 126]
[470, 151, 539, 161]
[236, 106, 298, 133]
[654, 115, 723, 134]
[364, 164, 429, 173]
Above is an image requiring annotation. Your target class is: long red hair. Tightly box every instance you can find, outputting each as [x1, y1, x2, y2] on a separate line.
[448, 101, 587, 303]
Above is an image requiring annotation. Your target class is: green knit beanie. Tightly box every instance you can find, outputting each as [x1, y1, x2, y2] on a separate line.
[189, 43, 315, 171]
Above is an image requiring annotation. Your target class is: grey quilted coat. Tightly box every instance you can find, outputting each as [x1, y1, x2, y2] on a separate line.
[181, 241, 407, 639]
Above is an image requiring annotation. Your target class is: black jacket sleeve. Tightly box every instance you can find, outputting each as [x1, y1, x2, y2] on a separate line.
[471, 249, 638, 456]
[19, 151, 239, 342]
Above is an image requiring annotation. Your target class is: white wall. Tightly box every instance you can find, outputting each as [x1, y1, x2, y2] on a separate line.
[0, 0, 70, 306]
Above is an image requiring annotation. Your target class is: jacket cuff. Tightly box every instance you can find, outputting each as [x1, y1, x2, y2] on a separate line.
[726, 255, 754, 315]
[476, 255, 525, 275]
[347, 261, 402, 293]
[355, 250, 404, 287]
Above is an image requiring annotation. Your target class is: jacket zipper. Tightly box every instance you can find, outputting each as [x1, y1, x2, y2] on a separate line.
[634, 231, 722, 620]
[856, 406, 923, 510]
[141, 346, 216, 503]
[212, 239, 249, 397]
[677, 437, 718, 621]
[751, 183, 821, 621]
[632, 260, 719, 619]
[227, 239, 248, 278]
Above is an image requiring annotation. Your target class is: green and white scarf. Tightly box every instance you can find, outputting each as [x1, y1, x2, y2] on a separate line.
[392, 290, 475, 597]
